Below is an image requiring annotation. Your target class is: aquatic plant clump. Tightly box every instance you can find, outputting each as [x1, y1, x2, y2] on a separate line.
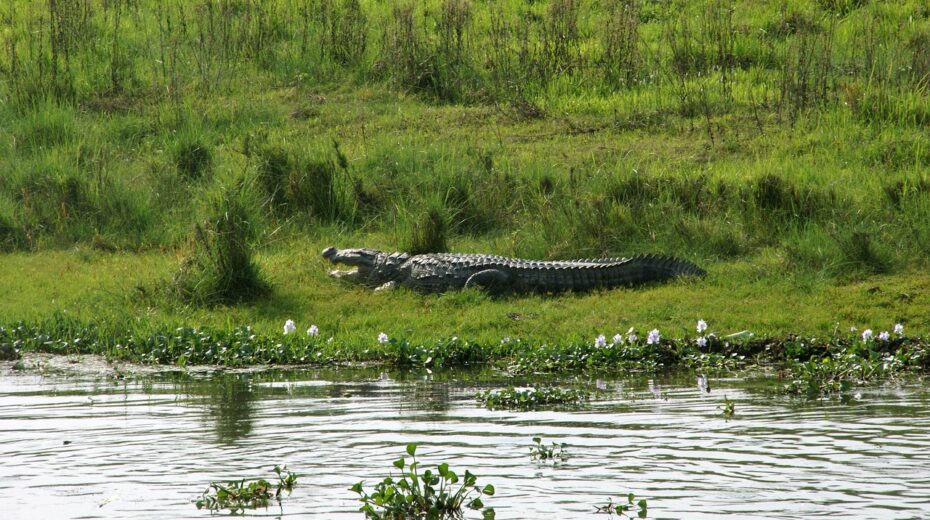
[350, 443, 495, 520]
[196, 465, 297, 515]
[530, 436, 568, 462]
[595, 493, 648, 519]
[476, 385, 591, 410]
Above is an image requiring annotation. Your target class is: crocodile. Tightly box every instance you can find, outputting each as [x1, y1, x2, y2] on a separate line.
[322, 247, 705, 294]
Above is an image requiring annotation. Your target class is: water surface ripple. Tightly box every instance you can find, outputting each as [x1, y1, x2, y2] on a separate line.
[1, 369, 928, 519]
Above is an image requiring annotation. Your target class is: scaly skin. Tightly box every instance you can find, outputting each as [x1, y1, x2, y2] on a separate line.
[322, 247, 706, 294]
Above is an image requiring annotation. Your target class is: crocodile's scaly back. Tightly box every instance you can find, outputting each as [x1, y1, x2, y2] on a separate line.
[474, 254, 705, 293]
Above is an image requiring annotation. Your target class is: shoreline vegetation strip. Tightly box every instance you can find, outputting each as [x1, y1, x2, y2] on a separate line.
[3, 318, 929, 398]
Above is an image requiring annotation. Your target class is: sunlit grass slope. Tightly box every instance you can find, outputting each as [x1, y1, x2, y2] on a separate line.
[1, 0, 929, 340]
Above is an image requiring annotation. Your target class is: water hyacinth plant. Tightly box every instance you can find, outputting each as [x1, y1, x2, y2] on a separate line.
[530, 437, 568, 462]
[283, 319, 296, 335]
[350, 443, 494, 520]
[196, 465, 297, 515]
[307, 325, 319, 336]
[697, 320, 708, 334]
[595, 493, 648, 518]
[719, 396, 735, 420]
[646, 329, 661, 345]
[476, 386, 591, 410]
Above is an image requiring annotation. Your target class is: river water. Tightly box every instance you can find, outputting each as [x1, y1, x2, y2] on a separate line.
[1, 367, 928, 519]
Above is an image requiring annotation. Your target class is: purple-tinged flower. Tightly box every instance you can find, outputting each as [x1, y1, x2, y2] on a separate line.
[283, 319, 296, 335]
[696, 336, 707, 348]
[893, 323, 904, 336]
[647, 329, 661, 345]
[306, 325, 319, 336]
[697, 320, 708, 334]
[861, 329, 873, 342]
[626, 327, 637, 343]
[878, 331, 890, 342]
[612, 333, 624, 345]
[377, 332, 389, 344]
[594, 334, 607, 348]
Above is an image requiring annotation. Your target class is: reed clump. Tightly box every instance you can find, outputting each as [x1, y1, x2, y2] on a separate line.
[173, 185, 267, 305]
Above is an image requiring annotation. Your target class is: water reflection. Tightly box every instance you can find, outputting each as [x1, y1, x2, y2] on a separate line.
[197, 373, 257, 443]
[0, 368, 929, 519]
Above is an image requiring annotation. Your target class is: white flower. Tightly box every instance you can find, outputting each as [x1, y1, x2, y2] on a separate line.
[878, 331, 890, 342]
[697, 320, 708, 333]
[377, 332, 390, 344]
[612, 333, 624, 345]
[626, 327, 637, 343]
[594, 334, 607, 348]
[894, 323, 904, 336]
[647, 328, 661, 345]
[306, 325, 319, 336]
[861, 329, 873, 342]
[850, 326, 857, 333]
[283, 319, 296, 335]
[695, 336, 707, 347]
[501, 336, 511, 345]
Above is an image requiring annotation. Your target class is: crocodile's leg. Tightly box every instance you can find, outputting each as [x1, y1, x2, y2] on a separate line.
[464, 269, 511, 292]
[375, 281, 397, 291]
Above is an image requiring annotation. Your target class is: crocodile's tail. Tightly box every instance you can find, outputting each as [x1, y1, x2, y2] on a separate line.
[628, 254, 706, 280]
[588, 254, 706, 289]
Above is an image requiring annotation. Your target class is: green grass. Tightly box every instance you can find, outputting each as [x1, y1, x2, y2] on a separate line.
[0, 243, 927, 343]
[1, 0, 929, 346]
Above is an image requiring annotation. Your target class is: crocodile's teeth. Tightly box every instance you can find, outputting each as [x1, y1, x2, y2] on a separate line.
[329, 268, 359, 279]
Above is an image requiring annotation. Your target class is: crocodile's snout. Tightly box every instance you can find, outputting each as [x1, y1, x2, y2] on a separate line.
[322, 247, 338, 261]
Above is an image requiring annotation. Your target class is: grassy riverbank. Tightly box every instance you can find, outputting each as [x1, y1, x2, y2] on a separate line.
[1, 245, 928, 343]
[2, 1, 929, 345]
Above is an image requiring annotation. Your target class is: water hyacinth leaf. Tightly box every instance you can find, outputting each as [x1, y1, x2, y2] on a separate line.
[469, 497, 484, 509]
[438, 463, 449, 477]
[482, 484, 495, 495]
[350, 482, 363, 493]
[406, 443, 417, 456]
[393, 458, 405, 469]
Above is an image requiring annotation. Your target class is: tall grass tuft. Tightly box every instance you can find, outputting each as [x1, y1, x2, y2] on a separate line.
[174, 139, 213, 181]
[601, 0, 641, 88]
[173, 184, 268, 305]
[541, 0, 582, 80]
[247, 136, 353, 224]
[778, 23, 836, 121]
[836, 230, 892, 275]
[401, 202, 449, 255]
[319, 0, 368, 65]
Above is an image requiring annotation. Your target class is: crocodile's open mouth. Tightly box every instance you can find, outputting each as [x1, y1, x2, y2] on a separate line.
[322, 247, 379, 280]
